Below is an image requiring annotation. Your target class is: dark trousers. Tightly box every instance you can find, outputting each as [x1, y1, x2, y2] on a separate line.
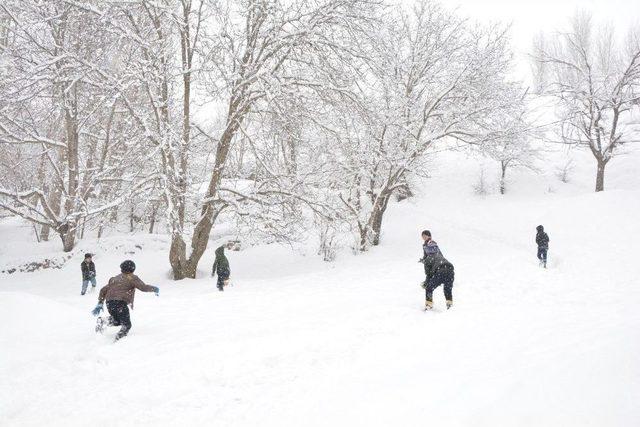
[426, 266, 454, 302]
[537, 247, 548, 264]
[106, 300, 132, 340]
[217, 270, 230, 291]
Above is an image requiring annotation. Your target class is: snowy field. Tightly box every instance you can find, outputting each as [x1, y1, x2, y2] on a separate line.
[1, 150, 640, 427]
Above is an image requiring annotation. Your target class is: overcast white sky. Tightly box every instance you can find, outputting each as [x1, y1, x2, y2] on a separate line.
[432, 0, 640, 85]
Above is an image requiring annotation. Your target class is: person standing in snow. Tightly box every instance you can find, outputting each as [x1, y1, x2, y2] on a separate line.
[536, 225, 550, 268]
[211, 245, 231, 291]
[91, 260, 159, 341]
[80, 253, 96, 295]
[419, 230, 454, 310]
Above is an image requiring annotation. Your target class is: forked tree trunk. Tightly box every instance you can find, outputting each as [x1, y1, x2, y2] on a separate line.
[358, 191, 391, 251]
[169, 94, 245, 279]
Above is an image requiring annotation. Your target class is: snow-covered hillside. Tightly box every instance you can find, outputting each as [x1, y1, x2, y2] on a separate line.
[2, 149, 640, 427]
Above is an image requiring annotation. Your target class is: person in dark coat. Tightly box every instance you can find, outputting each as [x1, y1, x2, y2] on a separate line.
[536, 225, 550, 268]
[92, 260, 159, 341]
[80, 253, 96, 295]
[212, 246, 231, 291]
[419, 230, 454, 310]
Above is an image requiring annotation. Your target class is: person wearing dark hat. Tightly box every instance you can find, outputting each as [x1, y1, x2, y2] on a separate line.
[419, 230, 454, 310]
[92, 260, 159, 341]
[80, 253, 97, 295]
[535, 225, 550, 268]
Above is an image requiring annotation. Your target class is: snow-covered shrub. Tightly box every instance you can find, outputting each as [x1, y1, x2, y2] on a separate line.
[555, 158, 575, 184]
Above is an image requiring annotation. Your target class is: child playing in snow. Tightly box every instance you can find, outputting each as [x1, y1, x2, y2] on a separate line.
[80, 253, 96, 295]
[536, 225, 550, 268]
[212, 245, 231, 291]
[92, 260, 159, 341]
[419, 230, 454, 310]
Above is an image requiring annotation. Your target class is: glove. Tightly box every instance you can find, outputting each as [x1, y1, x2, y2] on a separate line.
[151, 286, 160, 296]
[89, 271, 96, 278]
[418, 258, 424, 263]
[92, 303, 103, 316]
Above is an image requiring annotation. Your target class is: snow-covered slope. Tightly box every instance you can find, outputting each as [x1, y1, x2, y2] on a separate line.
[1, 149, 639, 426]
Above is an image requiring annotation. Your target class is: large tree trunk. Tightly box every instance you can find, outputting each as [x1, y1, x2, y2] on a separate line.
[370, 193, 391, 246]
[169, 235, 188, 279]
[595, 159, 606, 192]
[358, 192, 391, 251]
[60, 76, 80, 252]
[58, 222, 76, 252]
[169, 91, 245, 279]
[169, 202, 227, 279]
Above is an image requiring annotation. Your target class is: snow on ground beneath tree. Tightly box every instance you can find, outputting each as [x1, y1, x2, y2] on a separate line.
[1, 148, 639, 426]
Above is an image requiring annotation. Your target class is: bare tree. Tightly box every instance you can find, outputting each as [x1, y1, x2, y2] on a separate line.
[0, 1, 155, 250]
[533, 12, 640, 191]
[480, 90, 540, 195]
[99, 0, 209, 277]
[163, 0, 377, 278]
[313, 0, 518, 250]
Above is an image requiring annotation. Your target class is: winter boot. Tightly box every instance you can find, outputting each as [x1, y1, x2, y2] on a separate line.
[114, 327, 129, 342]
[446, 300, 453, 310]
[425, 300, 433, 311]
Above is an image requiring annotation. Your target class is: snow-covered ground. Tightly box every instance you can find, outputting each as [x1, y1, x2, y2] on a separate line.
[1, 149, 640, 426]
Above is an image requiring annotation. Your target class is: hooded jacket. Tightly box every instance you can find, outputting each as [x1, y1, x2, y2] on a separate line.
[421, 239, 453, 279]
[536, 226, 550, 249]
[212, 246, 230, 279]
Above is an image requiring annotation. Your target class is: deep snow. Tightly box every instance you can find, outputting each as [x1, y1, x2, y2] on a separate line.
[1, 149, 640, 427]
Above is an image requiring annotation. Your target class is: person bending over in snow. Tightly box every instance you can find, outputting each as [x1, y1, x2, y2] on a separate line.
[80, 253, 96, 295]
[419, 230, 454, 310]
[536, 225, 550, 268]
[212, 245, 231, 291]
[92, 260, 159, 341]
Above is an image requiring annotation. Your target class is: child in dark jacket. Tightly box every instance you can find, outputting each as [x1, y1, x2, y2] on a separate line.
[419, 230, 454, 310]
[536, 225, 550, 268]
[80, 253, 96, 295]
[212, 246, 231, 291]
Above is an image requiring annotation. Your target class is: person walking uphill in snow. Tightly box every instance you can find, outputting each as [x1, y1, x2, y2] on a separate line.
[91, 260, 159, 341]
[419, 230, 454, 310]
[80, 253, 97, 295]
[212, 246, 231, 291]
[536, 225, 550, 268]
